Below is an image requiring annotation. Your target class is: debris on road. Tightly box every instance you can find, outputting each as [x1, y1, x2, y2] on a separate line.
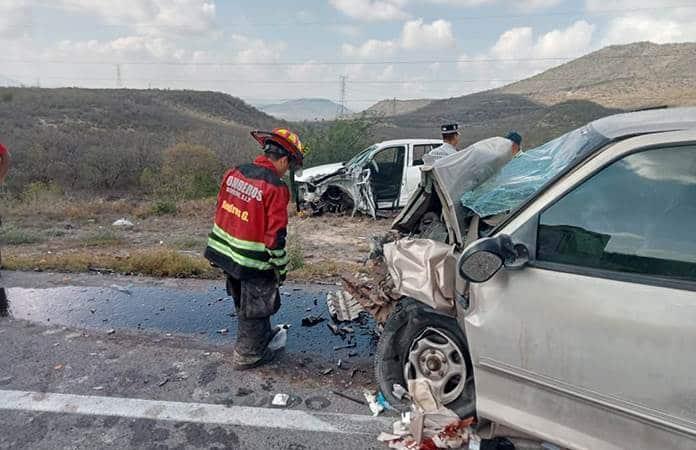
[331, 390, 366, 405]
[271, 393, 290, 407]
[321, 368, 334, 376]
[392, 383, 409, 401]
[157, 378, 170, 387]
[106, 329, 115, 335]
[216, 328, 229, 335]
[327, 323, 341, 335]
[377, 379, 476, 449]
[268, 324, 289, 351]
[326, 290, 365, 322]
[92, 386, 104, 391]
[363, 390, 384, 416]
[53, 364, 64, 370]
[301, 315, 325, 327]
[110, 284, 132, 295]
[112, 218, 134, 227]
[333, 342, 357, 351]
[236, 387, 253, 397]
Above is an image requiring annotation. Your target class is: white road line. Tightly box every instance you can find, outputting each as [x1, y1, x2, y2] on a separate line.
[0, 389, 389, 435]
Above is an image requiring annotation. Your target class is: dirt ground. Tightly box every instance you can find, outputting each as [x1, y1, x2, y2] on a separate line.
[0, 197, 392, 282]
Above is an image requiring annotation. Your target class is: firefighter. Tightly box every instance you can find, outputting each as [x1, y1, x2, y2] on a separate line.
[0, 143, 9, 184]
[204, 128, 304, 370]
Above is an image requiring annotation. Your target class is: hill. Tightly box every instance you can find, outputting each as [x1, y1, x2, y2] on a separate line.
[498, 41, 696, 109]
[378, 41, 696, 148]
[0, 87, 281, 193]
[362, 98, 433, 117]
[259, 98, 349, 121]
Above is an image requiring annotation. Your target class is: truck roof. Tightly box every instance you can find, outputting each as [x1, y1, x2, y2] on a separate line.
[376, 138, 443, 146]
[592, 106, 696, 140]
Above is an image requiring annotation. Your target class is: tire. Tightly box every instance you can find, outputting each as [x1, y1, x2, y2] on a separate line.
[375, 298, 475, 417]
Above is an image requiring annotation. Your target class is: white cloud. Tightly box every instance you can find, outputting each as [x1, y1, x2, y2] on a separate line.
[230, 34, 286, 64]
[422, 0, 561, 10]
[0, 0, 32, 38]
[56, 0, 216, 35]
[400, 19, 455, 49]
[584, 0, 696, 45]
[489, 20, 594, 60]
[534, 20, 595, 58]
[329, 0, 409, 21]
[460, 20, 595, 87]
[342, 39, 399, 58]
[342, 18, 455, 58]
[602, 15, 696, 45]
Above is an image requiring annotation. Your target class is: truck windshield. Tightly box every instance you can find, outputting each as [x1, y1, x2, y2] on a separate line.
[345, 145, 378, 167]
[460, 125, 609, 218]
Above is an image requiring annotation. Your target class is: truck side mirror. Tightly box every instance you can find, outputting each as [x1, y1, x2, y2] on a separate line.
[458, 235, 518, 283]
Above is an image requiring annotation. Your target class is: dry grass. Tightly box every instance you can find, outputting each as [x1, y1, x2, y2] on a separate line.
[3, 247, 218, 279]
[288, 260, 361, 282]
[80, 229, 124, 247]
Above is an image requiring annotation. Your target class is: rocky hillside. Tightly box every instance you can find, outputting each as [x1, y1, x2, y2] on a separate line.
[379, 41, 696, 148]
[0, 87, 281, 193]
[499, 42, 696, 109]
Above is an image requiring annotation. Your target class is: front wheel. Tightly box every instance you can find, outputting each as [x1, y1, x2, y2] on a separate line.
[375, 298, 475, 417]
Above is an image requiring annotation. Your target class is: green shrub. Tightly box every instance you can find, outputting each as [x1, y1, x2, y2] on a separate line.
[286, 234, 305, 271]
[151, 200, 178, 215]
[21, 181, 63, 204]
[0, 226, 43, 245]
[1, 91, 13, 103]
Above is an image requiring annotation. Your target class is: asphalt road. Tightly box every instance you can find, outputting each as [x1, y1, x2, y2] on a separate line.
[0, 271, 392, 450]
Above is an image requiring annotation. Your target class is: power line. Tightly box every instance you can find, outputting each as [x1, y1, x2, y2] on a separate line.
[1, 52, 693, 67]
[5, 74, 696, 85]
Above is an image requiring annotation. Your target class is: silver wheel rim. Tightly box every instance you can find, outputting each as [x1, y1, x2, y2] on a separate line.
[403, 327, 466, 405]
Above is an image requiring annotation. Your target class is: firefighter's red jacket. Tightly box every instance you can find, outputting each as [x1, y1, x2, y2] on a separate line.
[204, 155, 289, 279]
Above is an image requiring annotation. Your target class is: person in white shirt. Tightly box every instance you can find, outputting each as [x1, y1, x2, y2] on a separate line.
[426, 123, 460, 161]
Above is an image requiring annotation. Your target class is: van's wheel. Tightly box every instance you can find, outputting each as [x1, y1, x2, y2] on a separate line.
[375, 298, 475, 417]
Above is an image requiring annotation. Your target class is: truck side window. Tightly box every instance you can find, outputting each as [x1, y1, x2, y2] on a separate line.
[537, 145, 696, 282]
[413, 145, 430, 166]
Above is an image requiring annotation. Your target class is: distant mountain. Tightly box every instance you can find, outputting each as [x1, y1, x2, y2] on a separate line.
[377, 41, 696, 149]
[259, 98, 350, 121]
[362, 98, 433, 117]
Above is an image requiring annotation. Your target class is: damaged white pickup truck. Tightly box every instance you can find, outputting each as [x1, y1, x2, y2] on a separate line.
[349, 108, 696, 450]
[295, 139, 442, 217]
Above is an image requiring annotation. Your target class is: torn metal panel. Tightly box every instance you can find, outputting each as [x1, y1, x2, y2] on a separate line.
[384, 238, 457, 313]
[326, 290, 365, 322]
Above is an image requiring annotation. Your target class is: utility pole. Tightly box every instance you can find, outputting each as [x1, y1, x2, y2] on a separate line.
[392, 97, 397, 116]
[116, 64, 122, 88]
[337, 75, 347, 119]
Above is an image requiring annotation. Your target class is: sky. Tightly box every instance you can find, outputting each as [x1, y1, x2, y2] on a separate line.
[1, 0, 695, 111]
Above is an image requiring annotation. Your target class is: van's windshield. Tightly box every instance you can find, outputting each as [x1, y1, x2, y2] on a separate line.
[345, 145, 378, 167]
[460, 125, 609, 218]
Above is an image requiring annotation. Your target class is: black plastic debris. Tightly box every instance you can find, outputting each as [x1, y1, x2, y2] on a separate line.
[301, 315, 325, 327]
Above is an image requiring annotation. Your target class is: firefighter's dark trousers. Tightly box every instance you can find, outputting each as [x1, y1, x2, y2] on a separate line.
[226, 273, 281, 364]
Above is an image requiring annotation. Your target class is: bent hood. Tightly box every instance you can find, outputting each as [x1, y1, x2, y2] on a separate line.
[294, 162, 345, 183]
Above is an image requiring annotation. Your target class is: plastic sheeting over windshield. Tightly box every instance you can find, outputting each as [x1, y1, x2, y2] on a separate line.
[460, 126, 609, 218]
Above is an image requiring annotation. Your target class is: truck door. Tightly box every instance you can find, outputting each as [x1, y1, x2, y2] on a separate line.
[464, 136, 696, 450]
